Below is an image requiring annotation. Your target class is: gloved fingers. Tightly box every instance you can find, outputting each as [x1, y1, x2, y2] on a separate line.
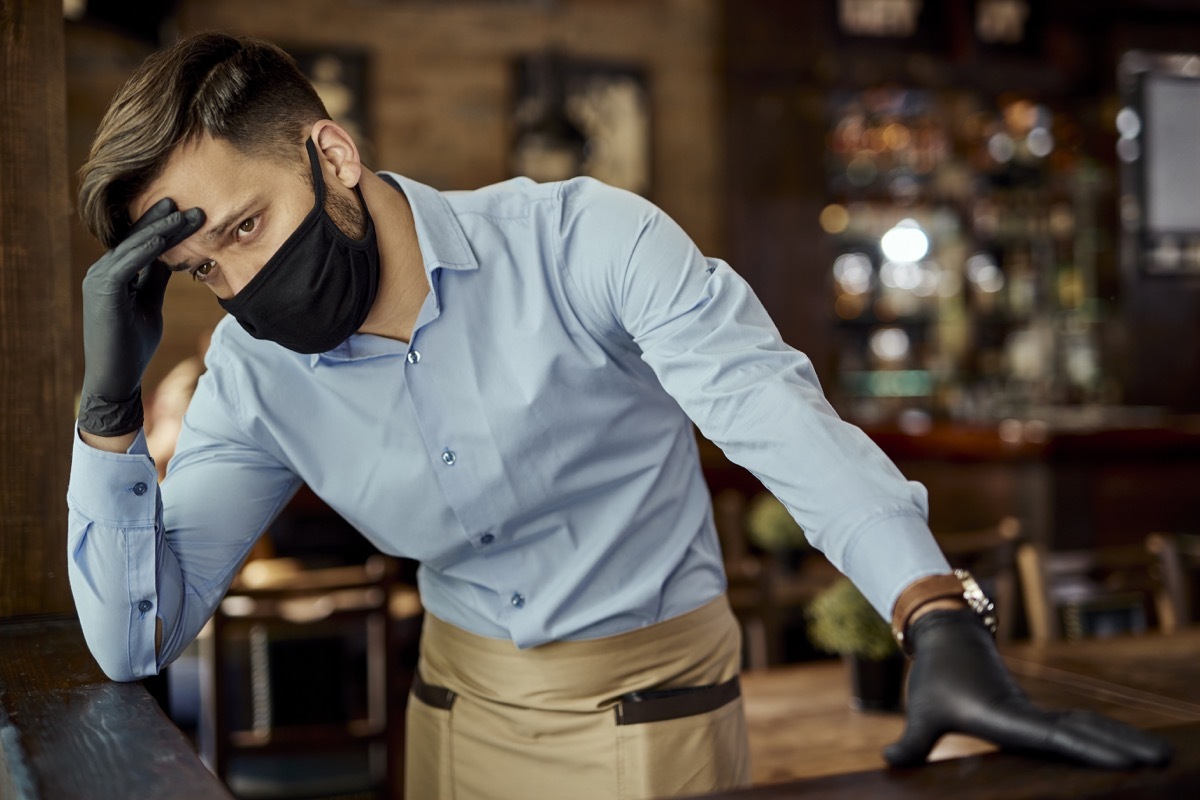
[883, 716, 945, 768]
[104, 208, 202, 284]
[125, 197, 177, 237]
[131, 207, 204, 299]
[965, 705, 1168, 769]
[160, 206, 206, 252]
[1055, 711, 1172, 767]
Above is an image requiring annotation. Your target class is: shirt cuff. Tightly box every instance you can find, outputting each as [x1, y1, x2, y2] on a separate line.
[67, 424, 159, 525]
[843, 512, 952, 621]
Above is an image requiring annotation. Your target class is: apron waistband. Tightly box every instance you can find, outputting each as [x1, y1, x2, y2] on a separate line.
[417, 594, 742, 713]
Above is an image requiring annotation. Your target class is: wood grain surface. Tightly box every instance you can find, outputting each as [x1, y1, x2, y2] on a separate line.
[732, 629, 1200, 798]
[1, 0, 77, 619]
[0, 617, 231, 799]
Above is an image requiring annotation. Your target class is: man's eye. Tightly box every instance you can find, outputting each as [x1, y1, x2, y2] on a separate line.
[237, 217, 257, 238]
[193, 260, 215, 280]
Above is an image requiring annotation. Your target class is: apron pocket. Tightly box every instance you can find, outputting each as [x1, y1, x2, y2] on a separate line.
[615, 677, 749, 799]
[406, 671, 456, 799]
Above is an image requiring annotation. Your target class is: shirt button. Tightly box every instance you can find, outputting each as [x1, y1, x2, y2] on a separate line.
[132, 482, 148, 496]
[481, 533, 495, 545]
[441, 450, 457, 466]
[510, 593, 525, 608]
[407, 350, 421, 364]
[137, 600, 153, 613]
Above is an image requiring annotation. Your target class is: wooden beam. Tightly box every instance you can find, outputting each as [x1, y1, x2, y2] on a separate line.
[0, 0, 76, 618]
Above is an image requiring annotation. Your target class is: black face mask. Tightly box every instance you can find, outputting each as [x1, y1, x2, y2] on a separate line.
[219, 138, 381, 354]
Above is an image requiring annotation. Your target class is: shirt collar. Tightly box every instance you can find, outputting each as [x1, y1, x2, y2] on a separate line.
[378, 171, 478, 277]
[311, 172, 475, 366]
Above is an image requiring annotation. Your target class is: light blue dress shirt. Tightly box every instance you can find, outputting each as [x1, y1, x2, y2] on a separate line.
[67, 174, 949, 681]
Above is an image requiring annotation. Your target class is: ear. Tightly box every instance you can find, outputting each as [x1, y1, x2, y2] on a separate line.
[311, 120, 363, 189]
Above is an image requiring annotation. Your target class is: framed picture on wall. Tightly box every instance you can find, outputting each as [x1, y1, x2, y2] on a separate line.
[510, 52, 652, 198]
[1119, 50, 1200, 278]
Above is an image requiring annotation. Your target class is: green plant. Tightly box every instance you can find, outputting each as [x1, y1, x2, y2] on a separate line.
[745, 493, 810, 552]
[806, 577, 899, 661]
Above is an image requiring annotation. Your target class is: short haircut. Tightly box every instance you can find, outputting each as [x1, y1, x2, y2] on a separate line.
[78, 32, 330, 247]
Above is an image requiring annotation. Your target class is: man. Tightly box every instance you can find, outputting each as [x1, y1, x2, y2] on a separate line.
[68, 32, 1169, 799]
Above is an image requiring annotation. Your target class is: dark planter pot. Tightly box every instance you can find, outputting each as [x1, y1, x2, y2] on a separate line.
[845, 653, 906, 712]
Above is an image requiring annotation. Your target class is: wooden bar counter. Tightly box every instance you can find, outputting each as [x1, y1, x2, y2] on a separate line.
[4, 614, 1198, 798]
[862, 414, 1200, 549]
[723, 628, 1200, 799]
[700, 413, 1200, 550]
[0, 616, 231, 800]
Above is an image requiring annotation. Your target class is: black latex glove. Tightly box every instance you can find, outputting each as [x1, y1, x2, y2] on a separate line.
[78, 199, 205, 437]
[885, 608, 1173, 769]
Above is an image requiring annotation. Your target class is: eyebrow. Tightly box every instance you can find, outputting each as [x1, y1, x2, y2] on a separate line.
[164, 197, 260, 273]
[203, 198, 260, 243]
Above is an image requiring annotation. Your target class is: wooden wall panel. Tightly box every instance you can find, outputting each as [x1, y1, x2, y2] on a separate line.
[1, 0, 76, 618]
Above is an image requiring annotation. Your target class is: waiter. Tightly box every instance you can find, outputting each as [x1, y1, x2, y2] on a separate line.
[67, 32, 1169, 799]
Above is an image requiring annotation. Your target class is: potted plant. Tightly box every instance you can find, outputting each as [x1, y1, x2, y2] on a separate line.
[745, 493, 811, 570]
[806, 577, 905, 712]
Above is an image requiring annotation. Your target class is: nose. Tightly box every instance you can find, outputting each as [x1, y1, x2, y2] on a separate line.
[224, 264, 262, 297]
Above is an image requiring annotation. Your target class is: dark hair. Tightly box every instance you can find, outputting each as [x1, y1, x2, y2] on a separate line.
[78, 32, 329, 247]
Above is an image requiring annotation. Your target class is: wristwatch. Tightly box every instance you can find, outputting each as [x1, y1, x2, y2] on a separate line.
[891, 569, 997, 656]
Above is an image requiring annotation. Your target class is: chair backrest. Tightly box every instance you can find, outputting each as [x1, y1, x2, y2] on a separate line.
[1146, 532, 1200, 633]
[198, 554, 403, 799]
[1016, 539, 1175, 643]
[934, 516, 1023, 642]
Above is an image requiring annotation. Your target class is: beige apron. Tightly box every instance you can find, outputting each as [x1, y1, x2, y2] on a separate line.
[405, 594, 751, 799]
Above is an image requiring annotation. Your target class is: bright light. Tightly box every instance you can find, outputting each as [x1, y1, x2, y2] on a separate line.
[966, 253, 1005, 293]
[833, 252, 873, 294]
[988, 132, 1015, 163]
[869, 327, 910, 362]
[880, 260, 921, 290]
[1116, 107, 1141, 139]
[913, 261, 941, 297]
[820, 204, 851, 234]
[880, 219, 929, 263]
[1026, 127, 1053, 158]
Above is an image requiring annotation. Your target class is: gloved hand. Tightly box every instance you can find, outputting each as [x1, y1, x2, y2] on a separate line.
[78, 198, 205, 437]
[885, 608, 1172, 769]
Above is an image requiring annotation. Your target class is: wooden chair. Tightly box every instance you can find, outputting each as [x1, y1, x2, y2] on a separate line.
[1146, 532, 1200, 633]
[198, 554, 417, 799]
[1016, 539, 1175, 643]
[934, 516, 1024, 643]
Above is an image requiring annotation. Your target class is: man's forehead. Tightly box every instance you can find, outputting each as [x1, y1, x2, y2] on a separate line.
[128, 135, 247, 221]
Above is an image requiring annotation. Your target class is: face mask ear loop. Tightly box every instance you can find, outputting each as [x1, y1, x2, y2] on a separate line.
[305, 136, 328, 209]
